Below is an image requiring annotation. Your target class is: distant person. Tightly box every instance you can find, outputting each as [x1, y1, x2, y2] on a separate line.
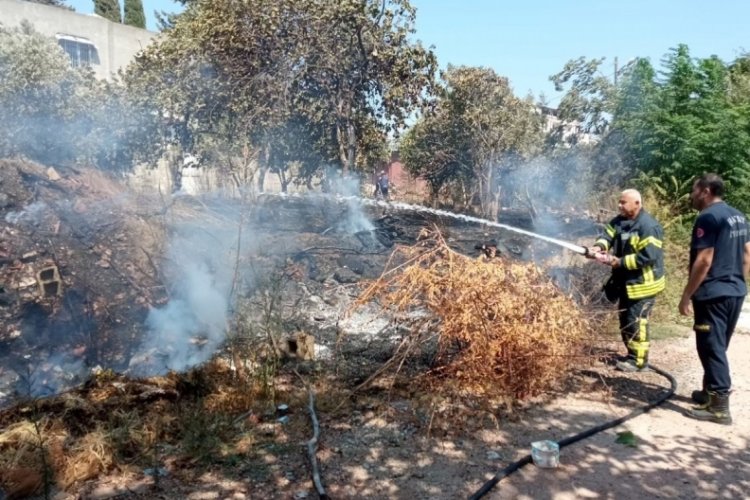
[679, 173, 749, 425]
[374, 170, 389, 200]
[587, 189, 666, 372]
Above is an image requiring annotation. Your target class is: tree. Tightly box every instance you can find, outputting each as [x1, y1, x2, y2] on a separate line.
[125, 0, 436, 191]
[95, 0, 122, 23]
[550, 57, 615, 137]
[0, 22, 156, 170]
[124, 0, 146, 29]
[554, 46, 750, 214]
[0, 22, 92, 164]
[401, 65, 542, 213]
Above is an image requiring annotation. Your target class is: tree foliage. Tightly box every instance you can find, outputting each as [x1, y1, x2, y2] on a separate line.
[0, 23, 92, 164]
[553, 46, 750, 214]
[95, 0, 122, 23]
[0, 23, 155, 169]
[124, 0, 146, 29]
[125, 0, 436, 191]
[401, 65, 542, 212]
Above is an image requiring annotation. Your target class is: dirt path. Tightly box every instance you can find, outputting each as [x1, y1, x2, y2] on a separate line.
[476, 330, 750, 500]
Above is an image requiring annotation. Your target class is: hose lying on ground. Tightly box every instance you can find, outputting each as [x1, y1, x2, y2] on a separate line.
[468, 364, 677, 500]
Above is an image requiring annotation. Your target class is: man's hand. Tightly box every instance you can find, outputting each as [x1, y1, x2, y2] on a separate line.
[593, 252, 613, 265]
[610, 256, 621, 269]
[585, 247, 602, 259]
[678, 295, 692, 316]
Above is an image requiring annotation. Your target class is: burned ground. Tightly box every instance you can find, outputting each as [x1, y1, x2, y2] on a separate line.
[0, 160, 638, 499]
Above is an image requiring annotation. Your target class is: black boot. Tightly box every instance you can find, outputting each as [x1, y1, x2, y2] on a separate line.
[691, 375, 709, 404]
[691, 389, 709, 405]
[686, 391, 732, 425]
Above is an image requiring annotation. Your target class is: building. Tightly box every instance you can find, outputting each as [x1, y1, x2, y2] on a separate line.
[0, 0, 156, 80]
[377, 151, 428, 201]
[538, 105, 598, 146]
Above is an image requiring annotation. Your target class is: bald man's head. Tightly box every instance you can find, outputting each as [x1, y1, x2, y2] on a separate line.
[618, 189, 643, 219]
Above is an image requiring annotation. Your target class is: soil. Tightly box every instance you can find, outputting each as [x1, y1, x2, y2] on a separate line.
[42, 328, 744, 500]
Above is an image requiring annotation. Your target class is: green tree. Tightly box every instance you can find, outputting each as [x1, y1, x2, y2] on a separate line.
[0, 23, 92, 164]
[0, 22, 155, 170]
[125, 0, 435, 191]
[124, 0, 146, 29]
[550, 57, 615, 137]
[95, 0, 122, 23]
[552, 46, 750, 214]
[401, 65, 542, 212]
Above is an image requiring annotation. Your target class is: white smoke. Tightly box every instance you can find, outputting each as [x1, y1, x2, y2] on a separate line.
[324, 171, 376, 233]
[128, 215, 236, 377]
[4, 201, 47, 224]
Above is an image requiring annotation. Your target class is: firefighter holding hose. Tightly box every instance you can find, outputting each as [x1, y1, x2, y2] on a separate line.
[587, 189, 666, 372]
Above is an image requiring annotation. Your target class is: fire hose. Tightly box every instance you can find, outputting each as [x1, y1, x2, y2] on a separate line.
[469, 365, 676, 499]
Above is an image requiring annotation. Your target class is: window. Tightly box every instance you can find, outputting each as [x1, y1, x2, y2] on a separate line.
[56, 34, 100, 68]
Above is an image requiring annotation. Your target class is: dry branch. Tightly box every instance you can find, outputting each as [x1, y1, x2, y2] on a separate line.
[352, 229, 592, 402]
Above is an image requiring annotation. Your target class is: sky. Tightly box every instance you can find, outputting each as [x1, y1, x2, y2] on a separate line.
[65, 0, 750, 105]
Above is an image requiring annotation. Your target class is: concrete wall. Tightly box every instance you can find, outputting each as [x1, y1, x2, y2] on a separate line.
[0, 0, 156, 80]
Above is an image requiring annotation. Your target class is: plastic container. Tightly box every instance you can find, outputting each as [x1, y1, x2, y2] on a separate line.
[531, 440, 560, 468]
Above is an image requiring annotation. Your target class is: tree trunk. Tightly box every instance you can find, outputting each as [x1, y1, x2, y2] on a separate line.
[346, 119, 356, 175]
[257, 143, 269, 193]
[278, 168, 289, 193]
[481, 160, 495, 218]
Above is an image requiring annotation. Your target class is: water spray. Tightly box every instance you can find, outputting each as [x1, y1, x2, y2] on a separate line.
[355, 197, 591, 255]
[262, 192, 593, 255]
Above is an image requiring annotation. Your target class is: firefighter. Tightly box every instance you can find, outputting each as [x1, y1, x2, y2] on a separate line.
[678, 173, 749, 425]
[588, 189, 665, 372]
[374, 170, 389, 200]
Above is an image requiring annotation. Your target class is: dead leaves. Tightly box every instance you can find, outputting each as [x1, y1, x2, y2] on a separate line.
[355, 229, 590, 402]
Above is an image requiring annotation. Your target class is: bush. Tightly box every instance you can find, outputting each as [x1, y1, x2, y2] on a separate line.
[355, 230, 590, 401]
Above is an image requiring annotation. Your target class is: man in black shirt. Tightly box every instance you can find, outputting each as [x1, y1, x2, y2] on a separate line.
[679, 173, 750, 425]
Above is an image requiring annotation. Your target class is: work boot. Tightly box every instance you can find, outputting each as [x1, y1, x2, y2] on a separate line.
[615, 358, 649, 372]
[691, 389, 709, 405]
[686, 391, 732, 425]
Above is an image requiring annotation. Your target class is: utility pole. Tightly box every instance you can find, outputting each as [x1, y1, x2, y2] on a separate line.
[614, 56, 619, 86]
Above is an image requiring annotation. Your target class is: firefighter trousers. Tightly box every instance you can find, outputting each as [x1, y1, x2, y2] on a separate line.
[692, 296, 744, 394]
[618, 297, 655, 368]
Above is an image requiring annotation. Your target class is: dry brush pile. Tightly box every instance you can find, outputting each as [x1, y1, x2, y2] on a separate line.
[354, 229, 593, 401]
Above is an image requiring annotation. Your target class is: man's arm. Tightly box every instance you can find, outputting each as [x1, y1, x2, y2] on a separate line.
[617, 225, 663, 270]
[744, 241, 750, 278]
[679, 247, 714, 315]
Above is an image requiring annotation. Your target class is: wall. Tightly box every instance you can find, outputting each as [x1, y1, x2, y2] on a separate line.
[0, 0, 156, 80]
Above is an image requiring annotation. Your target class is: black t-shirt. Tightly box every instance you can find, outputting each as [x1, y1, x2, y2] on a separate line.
[690, 201, 748, 301]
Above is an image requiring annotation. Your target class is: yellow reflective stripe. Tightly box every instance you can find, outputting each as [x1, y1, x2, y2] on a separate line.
[626, 276, 666, 299]
[627, 340, 650, 368]
[638, 318, 648, 342]
[595, 239, 610, 251]
[630, 235, 640, 251]
[624, 254, 638, 270]
[636, 236, 663, 250]
[605, 224, 616, 237]
[643, 266, 654, 283]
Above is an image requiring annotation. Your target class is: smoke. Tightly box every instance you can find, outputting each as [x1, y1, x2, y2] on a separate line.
[320, 168, 376, 233]
[127, 217, 238, 376]
[4, 201, 47, 224]
[8, 351, 86, 401]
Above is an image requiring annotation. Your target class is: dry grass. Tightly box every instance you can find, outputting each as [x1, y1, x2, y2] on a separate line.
[0, 358, 280, 494]
[354, 229, 592, 402]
